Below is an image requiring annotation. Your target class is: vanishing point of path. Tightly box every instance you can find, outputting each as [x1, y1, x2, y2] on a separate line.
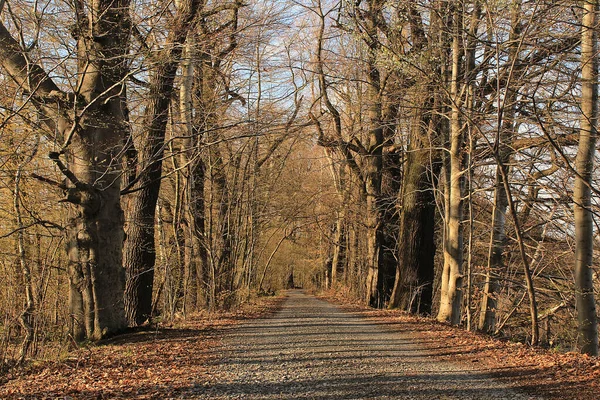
[197, 290, 541, 399]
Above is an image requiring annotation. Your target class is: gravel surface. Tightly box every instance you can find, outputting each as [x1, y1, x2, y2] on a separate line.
[192, 290, 543, 399]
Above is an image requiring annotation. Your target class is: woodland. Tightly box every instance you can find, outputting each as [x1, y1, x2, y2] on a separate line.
[0, 0, 599, 372]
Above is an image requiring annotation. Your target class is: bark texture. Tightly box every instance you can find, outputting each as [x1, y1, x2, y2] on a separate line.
[573, 0, 599, 356]
[124, 0, 204, 326]
[389, 93, 440, 314]
[437, 9, 464, 325]
[0, 0, 133, 340]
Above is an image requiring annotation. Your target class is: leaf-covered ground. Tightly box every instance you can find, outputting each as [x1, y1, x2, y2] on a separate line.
[0, 296, 284, 399]
[320, 291, 600, 400]
[2, 291, 599, 399]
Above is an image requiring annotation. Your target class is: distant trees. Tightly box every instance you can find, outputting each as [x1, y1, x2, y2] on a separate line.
[311, 0, 393, 308]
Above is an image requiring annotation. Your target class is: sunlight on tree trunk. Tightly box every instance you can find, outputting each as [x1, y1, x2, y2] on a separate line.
[574, 0, 599, 356]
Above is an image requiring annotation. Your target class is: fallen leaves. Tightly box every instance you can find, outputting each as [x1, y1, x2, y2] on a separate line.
[4, 292, 597, 400]
[0, 295, 284, 399]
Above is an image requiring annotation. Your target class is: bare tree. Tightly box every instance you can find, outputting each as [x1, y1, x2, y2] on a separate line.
[122, 0, 236, 327]
[0, 0, 131, 340]
[573, 0, 599, 356]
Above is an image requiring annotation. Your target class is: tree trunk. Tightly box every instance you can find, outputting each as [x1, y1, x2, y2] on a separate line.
[325, 148, 348, 287]
[389, 94, 441, 314]
[67, 2, 133, 340]
[331, 210, 347, 287]
[14, 166, 35, 362]
[180, 37, 209, 311]
[438, 10, 464, 325]
[123, 0, 204, 326]
[573, 0, 599, 356]
[388, 1, 446, 315]
[123, 65, 172, 324]
[0, 0, 134, 341]
[478, 0, 522, 333]
[363, 0, 386, 308]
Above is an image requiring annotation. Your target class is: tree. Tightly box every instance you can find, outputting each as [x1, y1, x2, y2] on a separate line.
[573, 0, 599, 356]
[122, 0, 234, 327]
[438, 3, 464, 325]
[388, 1, 447, 314]
[0, 0, 131, 340]
[478, 0, 523, 333]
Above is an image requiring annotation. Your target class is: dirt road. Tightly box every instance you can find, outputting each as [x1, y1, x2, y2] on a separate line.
[196, 290, 541, 399]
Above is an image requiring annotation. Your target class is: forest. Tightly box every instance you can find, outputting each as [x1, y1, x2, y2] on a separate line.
[0, 0, 598, 371]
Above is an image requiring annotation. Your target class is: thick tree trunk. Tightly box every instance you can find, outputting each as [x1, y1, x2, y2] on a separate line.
[0, 0, 133, 340]
[389, 151, 438, 313]
[66, 175, 127, 340]
[123, 60, 180, 326]
[574, 0, 599, 356]
[65, 0, 132, 340]
[123, 0, 205, 325]
[363, 0, 386, 308]
[388, 1, 448, 315]
[389, 126, 437, 313]
[389, 90, 441, 314]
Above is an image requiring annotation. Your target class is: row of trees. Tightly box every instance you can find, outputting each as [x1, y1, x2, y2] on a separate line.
[309, 0, 598, 355]
[0, 0, 324, 363]
[0, 0, 598, 365]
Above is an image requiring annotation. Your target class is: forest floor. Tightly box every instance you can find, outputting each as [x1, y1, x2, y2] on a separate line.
[0, 295, 285, 399]
[1, 290, 599, 399]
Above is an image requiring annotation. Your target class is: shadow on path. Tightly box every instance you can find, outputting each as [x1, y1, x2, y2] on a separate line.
[193, 290, 545, 399]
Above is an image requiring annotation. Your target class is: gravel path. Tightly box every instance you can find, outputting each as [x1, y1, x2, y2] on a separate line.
[194, 290, 542, 399]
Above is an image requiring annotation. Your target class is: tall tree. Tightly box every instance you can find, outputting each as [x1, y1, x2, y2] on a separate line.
[123, 0, 216, 327]
[0, 0, 132, 340]
[437, 3, 466, 325]
[573, 0, 599, 356]
[389, 2, 446, 314]
[478, 0, 522, 333]
[359, 0, 387, 308]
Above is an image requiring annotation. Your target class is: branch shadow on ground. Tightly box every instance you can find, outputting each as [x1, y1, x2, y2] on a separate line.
[11, 366, 588, 399]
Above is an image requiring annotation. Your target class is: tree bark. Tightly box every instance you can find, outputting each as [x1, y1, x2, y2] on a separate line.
[388, 1, 446, 315]
[181, 36, 209, 311]
[123, 0, 203, 326]
[573, 0, 599, 356]
[389, 93, 441, 314]
[438, 8, 464, 325]
[326, 149, 348, 287]
[0, 0, 132, 340]
[361, 0, 386, 308]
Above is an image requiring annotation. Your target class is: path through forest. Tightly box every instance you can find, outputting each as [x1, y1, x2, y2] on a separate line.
[198, 290, 542, 399]
[4, 290, 598, 399]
